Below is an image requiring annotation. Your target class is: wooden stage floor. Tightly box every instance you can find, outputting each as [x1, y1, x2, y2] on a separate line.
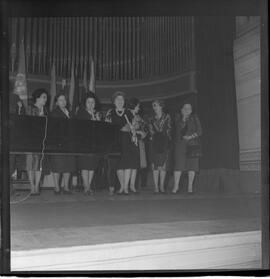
[10, 190, 261, 252]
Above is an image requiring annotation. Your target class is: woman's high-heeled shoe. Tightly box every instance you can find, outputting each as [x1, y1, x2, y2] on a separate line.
[62, 189, 72, 195]
[171, 186, 179, 194]
[130, 188, 137, 194]
[160, 188, 166, 194]
[54, 189, 61, 195]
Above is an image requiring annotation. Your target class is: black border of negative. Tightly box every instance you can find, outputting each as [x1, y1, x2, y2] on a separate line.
[0, 0, 269, 276]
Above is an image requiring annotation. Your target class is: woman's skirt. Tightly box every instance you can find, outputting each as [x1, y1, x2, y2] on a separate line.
[118, 132, 140, 169]
[50, 155, 76, 173]
[149, 146, 171, 170]
[26, 153, 51, 173]
[77, 154, 101, 171]
[174, 139, 199, 171]
[149, 134, 171, 171]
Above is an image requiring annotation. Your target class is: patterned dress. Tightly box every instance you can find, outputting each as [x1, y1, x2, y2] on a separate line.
[76, 108, 102, 170]
[148, 112, 172, 170]
[174, 113, 202, 171]
[106, 108, 140, 169]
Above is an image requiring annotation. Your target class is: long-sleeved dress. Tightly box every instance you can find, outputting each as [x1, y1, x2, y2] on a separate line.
[148, 112, 172, 170]
[105, 108, 140, 169]
[50, 106, 76, 173]
[76, 108, 102, 170]
[174, 113, 202, 171]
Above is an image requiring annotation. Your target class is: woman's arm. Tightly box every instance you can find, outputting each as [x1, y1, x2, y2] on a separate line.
[193, 114, 202, 137]
[148, 118, 155, 138]
[184, 114, 202, 140]
[166, 114, 172, 140]
[135, 115, 147, 139]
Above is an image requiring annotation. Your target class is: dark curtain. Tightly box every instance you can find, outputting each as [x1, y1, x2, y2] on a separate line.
[195, 16, 240, 170]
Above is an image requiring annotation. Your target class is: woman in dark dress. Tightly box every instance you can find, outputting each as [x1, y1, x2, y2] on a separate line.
[173, 102, 202, 194]
[76, 92, 102, 195]
[9, 81, 26, 191]
[148, 99, 172, 193]
[105, 91, 140, 194]
[26, 88, 49, 195]
[50, 93, 76, 194]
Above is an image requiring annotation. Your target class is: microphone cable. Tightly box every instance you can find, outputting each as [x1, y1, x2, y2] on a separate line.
[10, 114, 48, 204]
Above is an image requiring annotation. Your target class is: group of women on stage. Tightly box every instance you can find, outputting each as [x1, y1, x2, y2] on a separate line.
[10, 86, 202, 197]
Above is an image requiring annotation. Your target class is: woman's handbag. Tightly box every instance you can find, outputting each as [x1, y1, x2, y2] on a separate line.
[183, 114, 203, 158]
[186, 137, 202, 158]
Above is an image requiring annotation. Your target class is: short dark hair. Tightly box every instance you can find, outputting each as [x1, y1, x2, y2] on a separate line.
[181, 98, 195, 112]
[111, 91, 126, 104]
[32, 88, 49, 104]
[54, 93, 67, 105]
[152, 99, 165, 109]
[83, 91, 101, 110]
[128, 98, 140, 110]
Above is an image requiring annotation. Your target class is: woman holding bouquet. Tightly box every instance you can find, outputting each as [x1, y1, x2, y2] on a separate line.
[105, 91, 140, 194]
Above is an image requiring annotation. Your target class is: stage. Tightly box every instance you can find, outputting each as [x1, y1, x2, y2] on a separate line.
[10, 190, 261, 270]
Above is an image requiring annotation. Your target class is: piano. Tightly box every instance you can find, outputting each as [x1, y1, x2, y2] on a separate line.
[9, 115, 121, 155]
[10, 114, 122, 190]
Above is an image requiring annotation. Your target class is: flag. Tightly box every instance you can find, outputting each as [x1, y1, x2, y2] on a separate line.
[49, 62, 57, 111]
[68, 60, 75, 109]
[72, 65, 80, 113]
[61, 78, 68, 97]
[10, 43, 16, 73]
[78, 61, 88, 105]
[14, 39, 28, 103]
[83, 61, 88, 93]
[89, 56, 96, 93]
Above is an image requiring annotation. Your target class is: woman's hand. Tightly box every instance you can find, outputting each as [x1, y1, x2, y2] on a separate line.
[183, 135, 192, 141]
[121, 124, 131, 132]
[136, 130, 147, 138]
[96, 112, 102, 121]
